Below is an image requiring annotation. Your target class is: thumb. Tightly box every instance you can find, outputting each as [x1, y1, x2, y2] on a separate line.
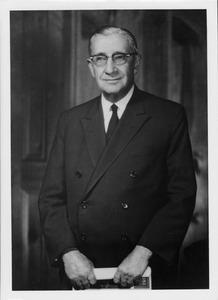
[113, 269, 121, 284]
[88, 271, 97, 285]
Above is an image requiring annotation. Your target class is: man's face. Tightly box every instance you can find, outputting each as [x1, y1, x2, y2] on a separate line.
[88, 33, 140, 102]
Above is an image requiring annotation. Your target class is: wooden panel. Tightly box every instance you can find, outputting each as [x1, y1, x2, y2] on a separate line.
[11, 11, 68, 290]
[22, 11, 48, 161]
[141, 11, 169, 98]
[20, 11, 72, 192]
[20, 11, 48, 192]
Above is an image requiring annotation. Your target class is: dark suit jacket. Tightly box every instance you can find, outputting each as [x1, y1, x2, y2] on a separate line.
[38, 86, 196, 276]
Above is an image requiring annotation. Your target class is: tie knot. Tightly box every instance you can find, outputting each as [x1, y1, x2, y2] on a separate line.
[111, 104, 118, 113]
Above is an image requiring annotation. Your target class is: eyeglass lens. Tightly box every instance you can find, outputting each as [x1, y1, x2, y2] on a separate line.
[93, 54, 131, 66]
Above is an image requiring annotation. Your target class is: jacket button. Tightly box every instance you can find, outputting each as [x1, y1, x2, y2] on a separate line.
[81, 201, 88, 209]
[80, 232, 87, 241]
[121, 202, 129, 209]
[121, 233, 129, 242]
[75, 171, 82, 178]
[129, 170, 137, 178]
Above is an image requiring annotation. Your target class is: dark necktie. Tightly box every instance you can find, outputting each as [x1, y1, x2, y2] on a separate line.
[106, 104, 119, 142]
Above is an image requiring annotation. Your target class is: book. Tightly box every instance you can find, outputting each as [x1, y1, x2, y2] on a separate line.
[78, 267, 152, 289]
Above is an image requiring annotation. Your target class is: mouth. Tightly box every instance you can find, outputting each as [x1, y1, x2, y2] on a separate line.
[103, 78, 121, 83]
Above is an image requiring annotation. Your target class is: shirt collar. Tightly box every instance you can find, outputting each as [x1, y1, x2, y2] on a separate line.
[101, 85, 134, 112]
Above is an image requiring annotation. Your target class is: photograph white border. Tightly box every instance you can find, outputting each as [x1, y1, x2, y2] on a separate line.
[1, 0, 217, 300]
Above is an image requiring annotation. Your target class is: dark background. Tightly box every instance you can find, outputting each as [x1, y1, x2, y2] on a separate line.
[11, 10, 208, 290]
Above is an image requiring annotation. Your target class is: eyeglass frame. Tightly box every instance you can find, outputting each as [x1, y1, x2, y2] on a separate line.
[87, 52, 139, 67]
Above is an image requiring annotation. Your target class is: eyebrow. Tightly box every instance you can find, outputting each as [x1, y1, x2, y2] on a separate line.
[90, 52, 106, 57]
[91, 51, 126, 57]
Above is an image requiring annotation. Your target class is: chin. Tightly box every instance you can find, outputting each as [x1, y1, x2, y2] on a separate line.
[101, 84, 123, 95]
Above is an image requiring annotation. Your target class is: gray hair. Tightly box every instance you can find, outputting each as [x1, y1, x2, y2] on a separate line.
[88, 26, 138, 56]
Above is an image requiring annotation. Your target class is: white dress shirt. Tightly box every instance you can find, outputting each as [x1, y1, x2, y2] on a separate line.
[101, 85, 134, 132]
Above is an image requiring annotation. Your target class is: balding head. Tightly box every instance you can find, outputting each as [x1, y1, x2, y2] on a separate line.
[88, 26, 138, 56]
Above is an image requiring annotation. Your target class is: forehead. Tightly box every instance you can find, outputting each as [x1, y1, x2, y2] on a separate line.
[90, 33, 129, 55]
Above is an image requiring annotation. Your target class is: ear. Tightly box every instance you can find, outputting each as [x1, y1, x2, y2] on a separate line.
[134, 54, 141, 76]
[87, 60, 96, 78]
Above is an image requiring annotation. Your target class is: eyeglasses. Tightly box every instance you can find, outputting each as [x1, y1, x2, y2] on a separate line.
[87, 52, 138, 67]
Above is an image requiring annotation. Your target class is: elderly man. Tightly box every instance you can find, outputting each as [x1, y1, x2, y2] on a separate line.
[38, 26, 196, 289]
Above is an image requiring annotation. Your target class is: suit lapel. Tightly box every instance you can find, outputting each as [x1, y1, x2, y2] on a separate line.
[81, 98, 106, 167]
[83, 88, 151, 197]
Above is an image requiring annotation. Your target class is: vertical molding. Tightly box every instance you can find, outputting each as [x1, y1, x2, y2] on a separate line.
[166, 11, 173, 101]
[21, 190, 30, 288]
[69, 11, 78, 107]
[166, 11, 183, 104]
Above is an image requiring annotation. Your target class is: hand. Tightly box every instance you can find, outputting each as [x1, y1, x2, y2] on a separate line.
[113, 245, 152, 287]
[62, 250, 96, 289]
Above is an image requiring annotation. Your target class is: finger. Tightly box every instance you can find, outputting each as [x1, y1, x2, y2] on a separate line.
[73, 283, 83, 290]
[126, 276, 134, 287]
[113, 270, 121, 284]
[72, 278, 84, 290]
[120, 273, 128, 287]
[81, 278, 90, 289]
[88, 272, 97, 285]
[133, 275, 142, 286]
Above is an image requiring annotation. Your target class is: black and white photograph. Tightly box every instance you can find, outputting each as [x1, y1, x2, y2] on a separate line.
[1, 1, 218, 300]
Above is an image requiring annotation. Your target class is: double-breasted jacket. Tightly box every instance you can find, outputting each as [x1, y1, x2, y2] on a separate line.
[38, 87, 196, 270]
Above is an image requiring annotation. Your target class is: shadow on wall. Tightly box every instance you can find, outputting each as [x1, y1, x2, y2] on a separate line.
[178, 147, 208, 288]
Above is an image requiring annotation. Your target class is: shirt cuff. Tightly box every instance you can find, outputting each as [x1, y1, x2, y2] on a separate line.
[54, 247, 78, 265]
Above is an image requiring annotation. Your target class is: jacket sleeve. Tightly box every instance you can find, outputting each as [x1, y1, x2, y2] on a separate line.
[38, 112, 77, 267]
[138, 106, 197, 264]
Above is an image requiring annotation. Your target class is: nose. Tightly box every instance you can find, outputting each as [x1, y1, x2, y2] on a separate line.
[104, 57, 117, 74]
